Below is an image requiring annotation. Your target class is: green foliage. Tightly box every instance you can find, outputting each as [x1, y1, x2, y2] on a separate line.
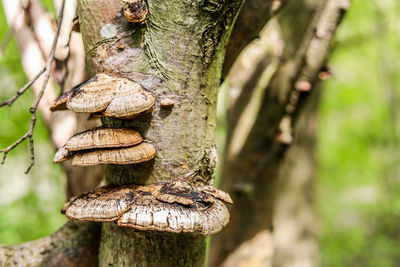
[318, 0, 400, 266]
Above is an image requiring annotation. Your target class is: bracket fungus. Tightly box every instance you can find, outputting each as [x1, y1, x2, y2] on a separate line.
[71, 142, 156, 166]
[50, 90, 72, 111]
[61, 181, 233, 235]
[65, 127, 142, 151]
[50, 73, 155, 119]
[53, 127, 156, 166]
[160, 97, 175, 108]
[121, 0, 148, 23]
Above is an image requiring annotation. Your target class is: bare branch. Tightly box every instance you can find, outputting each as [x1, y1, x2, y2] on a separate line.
[0, 0, 66, 173]
[2, 0, 56, 126]
[29, 0, 56, 57]
[0, 67, 45, 108]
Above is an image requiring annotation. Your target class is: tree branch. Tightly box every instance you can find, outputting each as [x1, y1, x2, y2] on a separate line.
[28, 0, 56, 57]
[220, 230, 274, 267]
[222, 0, 285, 79]
[2, 0, 56, 129]
[0, 222, 100, 266]
[223, 21, 283, 159]
[0, 67, 46, 108]
[0, 0, 66, 173]
[2, 0, 103, 194]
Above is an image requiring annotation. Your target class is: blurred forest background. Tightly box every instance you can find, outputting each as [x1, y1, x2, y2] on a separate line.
[0, 0, 400, 266]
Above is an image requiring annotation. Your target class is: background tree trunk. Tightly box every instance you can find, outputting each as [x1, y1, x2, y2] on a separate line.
[272, 84, 320, 267]
[210, 0, 349, 265]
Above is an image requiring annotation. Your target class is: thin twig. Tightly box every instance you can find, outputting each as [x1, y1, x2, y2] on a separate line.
[0, 0, 66, 173]
[0, 67, 46, 107]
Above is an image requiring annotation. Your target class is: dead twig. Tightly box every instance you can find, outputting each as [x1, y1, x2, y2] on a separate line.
[0, 0, 66, 173]
[0, 67, 45, 107]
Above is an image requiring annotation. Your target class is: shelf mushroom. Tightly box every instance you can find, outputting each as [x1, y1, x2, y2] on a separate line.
[54, 127, 156, 166]
[50, 73, 155, 119]
[72, 143, 156, 166]
[121, 0, 148, 23]
[61, 180, 233, 235]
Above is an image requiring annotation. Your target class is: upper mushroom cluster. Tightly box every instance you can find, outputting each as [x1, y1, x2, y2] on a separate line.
[51, 73, 155, 119]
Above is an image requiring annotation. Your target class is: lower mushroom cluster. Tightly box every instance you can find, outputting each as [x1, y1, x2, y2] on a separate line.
[62, 181, 233, 235]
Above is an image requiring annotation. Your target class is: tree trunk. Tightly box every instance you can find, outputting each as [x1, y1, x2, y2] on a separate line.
[76, 0, 245, 265]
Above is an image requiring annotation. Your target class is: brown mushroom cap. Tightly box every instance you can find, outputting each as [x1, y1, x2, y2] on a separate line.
[102, 78, 155, 118]
[53, 145, 74, 163]
[65, 127, 143, 151]
[72, 16, 80, 33]
[62, 181, 232, 235]
[116, 199, 229, 235]
[63, 73, 155, 118]
[50, 91, 72, 111]
[71, 142, 156, 166]
[123, 1, 148, 23]
[160, 98, 175, 108]
[66, 74, 117, 113]
[62, 186, 134, 221]
[202, 185, 233, 204]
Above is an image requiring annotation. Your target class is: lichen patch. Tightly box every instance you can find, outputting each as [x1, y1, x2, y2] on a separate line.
[100, 23, 118, 38]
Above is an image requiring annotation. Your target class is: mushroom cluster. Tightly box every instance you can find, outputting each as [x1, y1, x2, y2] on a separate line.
[51, 71, 232, 235]
[53, 127, 156, 166]
[62, 181, 232, 235]
[51, 73, 155, 119]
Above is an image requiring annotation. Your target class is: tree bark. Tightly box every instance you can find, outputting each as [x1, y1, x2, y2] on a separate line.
[210, 0, 349, 265]
[76, 0, 246, 265]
